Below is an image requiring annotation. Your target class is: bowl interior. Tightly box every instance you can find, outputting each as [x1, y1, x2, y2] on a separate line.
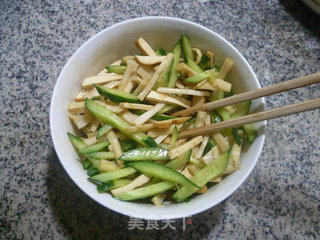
[50, 17, 266, 220]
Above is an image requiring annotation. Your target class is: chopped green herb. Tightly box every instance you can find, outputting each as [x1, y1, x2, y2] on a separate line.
[156, 48, 166, 56]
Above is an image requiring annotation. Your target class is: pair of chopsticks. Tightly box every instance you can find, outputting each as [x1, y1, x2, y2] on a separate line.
[177, 72, 320, 138]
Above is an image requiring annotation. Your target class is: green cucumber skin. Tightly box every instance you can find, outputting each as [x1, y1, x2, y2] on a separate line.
[85, 99, 157, 147]
[217, 108, 231, 121]
[173, 150, 230, 201]
[158, 104, 177, 114]
[151, 114, 175, 121]
[128, 161, 200, 189]
[97, 181, 114, 192]
[87, 157, 100, 168]
[119, 147, 169, 161]
[94, 84, 141, 103]
[184, 73, 209, 83]
[87, 166, 100, 177]
[180, 115, 196, 130]
[67, 133, 87, 150]
[109, 179, 132, 189]
[88, 168, 137, 183]
[169, 126, 179, 148]
[181, 34, 194, 60]
[97, 179, 132, 192]
[120, 139, 138, 152]
[154, 59, 172, 89]
[230, 101, 257, 143]
[114, 181, 175, 201]
[88, 151, 115, 159]
[167, 40, 182, 88]
[243, 124, 257, 143]
[184, 56, 203, 74]
[106, 65, 127, 74]
[232, 129, 243, 146]
[141, 137, 158, 148]
[209, 89, 225, 102]
[131, 109, 175, 121]
[202, 139, 215, 157]
[82, 158, 92, 170]
[231, 101, 251, 119]
[97, 124, 112, 139]
[77, 141, 110, 154]
[165, 149, 191, 169]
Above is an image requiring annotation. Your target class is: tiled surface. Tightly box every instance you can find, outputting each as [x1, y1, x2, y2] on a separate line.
[1, 0, 319, 239]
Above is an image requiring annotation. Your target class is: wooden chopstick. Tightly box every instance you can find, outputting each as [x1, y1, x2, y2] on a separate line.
[178, 98, 320, 138]
[173, 72, 320, 117]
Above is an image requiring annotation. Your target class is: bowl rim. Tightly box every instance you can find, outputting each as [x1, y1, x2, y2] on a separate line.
[50, 16, 266, 220]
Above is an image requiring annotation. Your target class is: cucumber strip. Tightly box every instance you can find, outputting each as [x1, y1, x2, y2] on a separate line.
[232, 128, 243, 145]
[127, 161, 200, 188]
[231, 101, 251, 119]
[184, 72, 210, 83]
[202, 139, 215, 157]
[145, 177, 162, 187]
[67, 133, 87, 150]
[180, 115, 196, 130]
[230, 101, 257, 143]
[243, 124, 257, 143]
[119, 147, 169, 161]
[154, 58, 173, 89]
[114, 181, 176, 201]
[151, 114, 175, 121]
[169, 126, 179, 149]
[173, 150, 230, 201]
[77, 141, 110, 154]
[94, 84, 141, 103]
[97, 124, 112, 139]
[217, 108, 231, 121]
[88, 151, 115, 159]
[209, 90, 232, 135]
[87, 166, 100, 177]
[217, 108, 232, 136]
[89, 168, 137, 184]
[82, 158, 92, 170]
[184, 56, 203, 74]
[110, 179, 132, 189]
[120, 139, 138, 152]
[85, 99, 157, 147]
[209, 90, 225, 102]
[97, 179, 132, 193]
[87, 156, 100, 168]
[158, 104, 177, 114]
[167, 40, 182, 88]
[131, 109, 175, 121]
[217, 90, 225, 100]
[106, 65, 127, 74]
[181, 34, 194, 60]
[165, 149, 191, 169]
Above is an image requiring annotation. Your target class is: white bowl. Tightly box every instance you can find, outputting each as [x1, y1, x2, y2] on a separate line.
[50, 17, 266, 220]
